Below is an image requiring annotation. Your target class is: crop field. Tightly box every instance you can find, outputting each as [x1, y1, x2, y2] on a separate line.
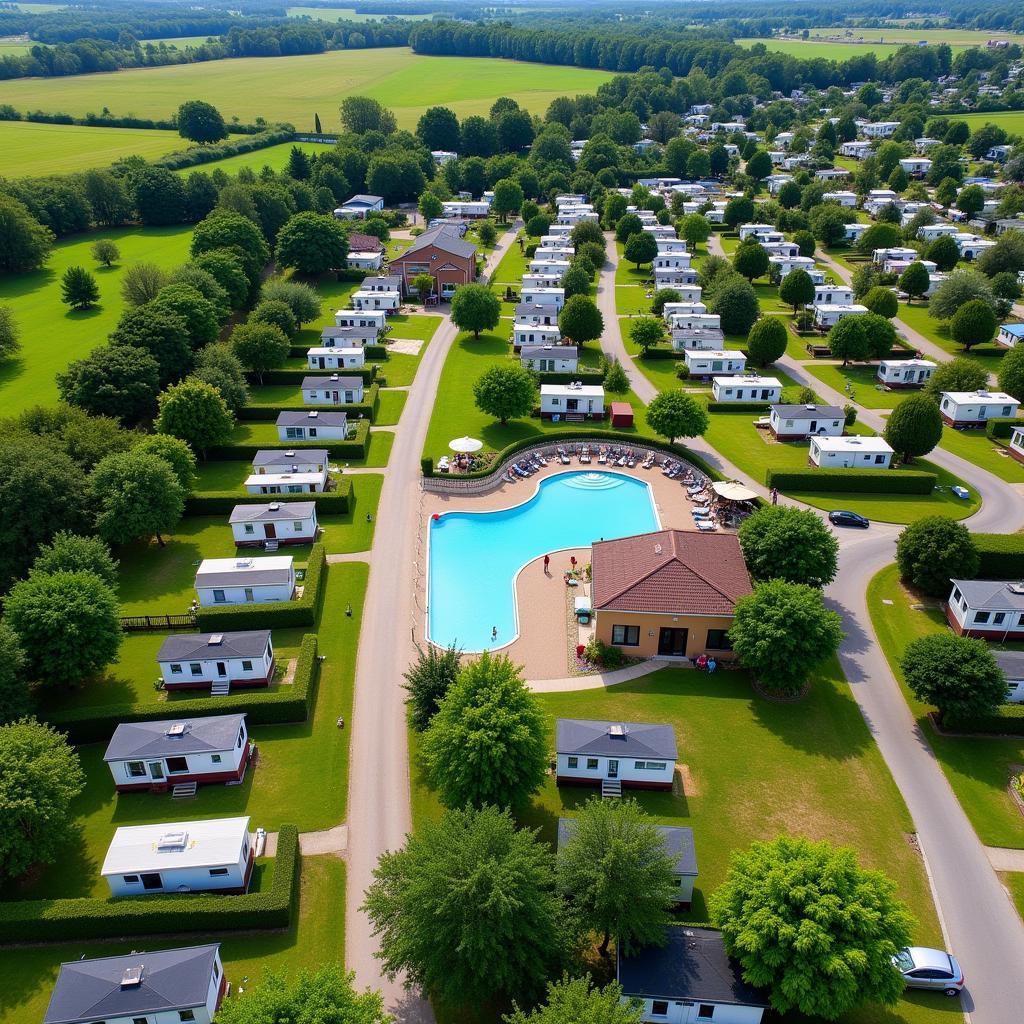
[141, 35, 222, 48]
[172, 140, 327, 177]
[0, 121, 185, 178]
[736, 27, 1024, 58]
[0, 39, 31, 54]
[287, 5, 439, 21]
[0, 47, 614, 129]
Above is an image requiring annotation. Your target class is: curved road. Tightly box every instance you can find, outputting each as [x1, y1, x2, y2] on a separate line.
[602, 234, 1024, 1023]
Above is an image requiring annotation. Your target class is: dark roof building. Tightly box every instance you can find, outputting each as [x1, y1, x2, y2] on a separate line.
[229, 502, 317, 525]
[390, 223, 478, 297]
[277, 410, 348, 428]
[556, 718, 677, 761]
[104, 714, 247, 763]
[251, 449, 328, 469]
[156, 631, 272, 663]
[347, 232, 384, 252]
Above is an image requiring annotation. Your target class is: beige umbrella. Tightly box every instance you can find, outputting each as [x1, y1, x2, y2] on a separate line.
[449, 436, 483, 453]
[712, 480, 759, 502]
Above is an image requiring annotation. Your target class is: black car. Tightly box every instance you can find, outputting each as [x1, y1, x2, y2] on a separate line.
[829, 510, 870, 529]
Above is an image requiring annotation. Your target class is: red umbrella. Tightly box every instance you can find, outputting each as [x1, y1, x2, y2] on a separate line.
[570, 556, 577, 567]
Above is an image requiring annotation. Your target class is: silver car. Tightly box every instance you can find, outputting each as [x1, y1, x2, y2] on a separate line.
[893, 946, 964, 996]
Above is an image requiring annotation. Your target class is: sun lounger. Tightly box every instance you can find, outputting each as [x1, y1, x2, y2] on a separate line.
[695, 519, 717, 531]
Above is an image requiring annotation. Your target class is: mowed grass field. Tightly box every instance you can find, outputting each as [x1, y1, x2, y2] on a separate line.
[172, 140, 326, 177]
[0, 121, 185, 178]
[738, 26, 1024, 58]
[0, 47, 615, 129]
[0, 225, 193, 413]
[287, 5, 439, 21]
[961, 111, 1024, 135]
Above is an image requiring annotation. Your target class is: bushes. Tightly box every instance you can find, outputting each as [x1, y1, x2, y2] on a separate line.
[156, 127, 295, 171]
[764, 468, 937, 494]
[206, 420, 371, 463]
[195, 544, 326, 631]
[0, 825, 299, 944]
[250, 366, 378, 386]
[705, 401, 773, 413]
[185, 481, 352, 516]
[986, 418, 1018, 440]
[950, 704, 1024, 737]
[535, 369, 604, 385]
[47, 635, 320, 745]
[973, 533, 1024, 579]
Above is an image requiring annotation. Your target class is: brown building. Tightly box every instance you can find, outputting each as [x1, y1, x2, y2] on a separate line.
[591, 529, 752, 659]
[389, 224, 477, 300]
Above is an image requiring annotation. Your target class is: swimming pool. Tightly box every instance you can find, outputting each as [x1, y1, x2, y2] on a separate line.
[427, 471, 660, 652]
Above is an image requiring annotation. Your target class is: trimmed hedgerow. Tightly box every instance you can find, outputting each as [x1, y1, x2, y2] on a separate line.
[985, 418, 1018, 440]
[47, 635, 320, 744]
[973, 533, 1024, 579]
[0, 825, 300, 943]
[249, 366, 378, 386]
[946, 703, 1024, 737]
[185, 480, 353, 516]
[765, 468, 937, 494]
[705, 401, 773, 413]
[536, 369, 605, 385]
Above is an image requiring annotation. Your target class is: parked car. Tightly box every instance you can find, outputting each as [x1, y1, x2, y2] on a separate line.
[828, 509, 870, 529]
[892, 947, 964, 996]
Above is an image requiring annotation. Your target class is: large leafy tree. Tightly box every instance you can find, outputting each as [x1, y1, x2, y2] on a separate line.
[950, 298, 997, 351]
[746, 316, 787, 365]
[711, 836, 913, 1020]
[231, 321, 290, 383]
[926, 234, 960, 272]
[363, 805, 565, 1007]
[0, 720, 85, 882]
[895, 516, 979, 596]
[0, 304, 20, 361]
[151, 283, 221, 348]
[214, 965, 387, 1024]
[898, 261, 931, 302]
[738, 506, 839, 588]
[5, 570, 121, 686]
[827, 315, 869, 366]
[132, 166, 187, 226]
[177, 99, 227, 143]
[558, 295, 604, 345]
[679, 213, 711, 248]
[729, 580, 844, 694]
[0, 624, 31, 725]
[472, 364, 536, 427]
[90, 451, 185, 547]
[156, 378, 235, 457]
[194, 344, 250, 414]
[261, 278, 321, 325]
[646, 389, 709, 444]
[275, 212, 348, 275]
[403, 642, 462, 731]
[109, 304, 193, 387]
[421, 652, 547, 809]
[340, 95, 396, 134]
[778, 268, 814, 313]
[929, 268, 994, 321]
[60, 266, 99, 311]
[998, 344, 1024, 402]
[132, 434, 197, 492]
[191, 210, 270, 289]
[417, 105, 460, 151]
[708, 274, 759, 335]
[194, 250, 249, 310]
[492, 178, 525, 222]
[623, 231, 658, 269]
[558, 798, 676, 956]
[901, 633, 1008, 725]
[451, 283, 501, 339]
[977, 231, 1024, 278]
[250, 299, 298, 339]
[733, 241, 769, 282]
[862, 286, 897, 319]
[884, 394, 943, 463]
[924, 355, 988, 401]
[0, 193, 54, 272]
[629, 317, 664, 355]
[57, 344, 161, 425]
[121, 262, 170, 307]
[31, 531, 118, 588]
[860, 311, 898, 360]
[505, 976, 642, 1024]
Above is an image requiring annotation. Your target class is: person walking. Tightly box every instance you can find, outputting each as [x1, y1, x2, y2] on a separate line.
[543, 554, 550, 574]
[771, 486, 779, 505]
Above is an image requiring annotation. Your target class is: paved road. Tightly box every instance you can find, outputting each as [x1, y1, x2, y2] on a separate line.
[608, 234, 1024, 1023]
[344, 227, 520, 1020]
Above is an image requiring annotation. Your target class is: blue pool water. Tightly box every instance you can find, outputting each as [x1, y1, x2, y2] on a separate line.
[427, 471, 659, 651]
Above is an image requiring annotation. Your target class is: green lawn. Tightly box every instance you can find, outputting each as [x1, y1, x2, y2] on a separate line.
[0, 48, 614, 129]
[0, 225, 194, 412]
[172, 140, 327, 177]
[616, 284, 654, 316]
[897, 303, 1006, 375]
[386, 312, 443, 343]
[220, 422, 390, 467]
[490, 240, 531, 285]
[376, 389, 407, 425]
[867, 564, 1024, 849]
[422, 331, 649, 460]
[804, 363, 918, 409]
[938, 424, 1024, 483]
[287, 5, 438, 20]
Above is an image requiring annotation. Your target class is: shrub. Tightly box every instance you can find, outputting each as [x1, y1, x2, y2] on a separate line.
[896, 517, 979, 596]
[185, 482, 352, 516]
[205, 422, 370, 463]
[973, 533, 1024, 579]
[764, 468, 936, 494]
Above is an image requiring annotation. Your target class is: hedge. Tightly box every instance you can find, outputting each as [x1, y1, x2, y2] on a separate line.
[156, 126, 295, 171]
[973, 533, 1024, 579]
[986, 418, 1018, 440]
[47, 635, 320, 745]
[288, 344, 389, 361]
[641, 349, 688, 361]
[207, 420, 371, 463]
[0, 826, 299, 944]
[239, 384, 380, 424]
[250, 366, 378, 386]
[185, 480, 353, 516]
[537, 369, 605, 384]
[705, 401, 773, 413]
[764, 468, 937, 494]
[949, 704, 1024, 737]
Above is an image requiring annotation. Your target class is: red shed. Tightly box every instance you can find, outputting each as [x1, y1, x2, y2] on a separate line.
[610, 402, 634, 428]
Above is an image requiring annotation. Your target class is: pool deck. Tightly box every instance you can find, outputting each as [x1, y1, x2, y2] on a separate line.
[419, 462, 723, 679]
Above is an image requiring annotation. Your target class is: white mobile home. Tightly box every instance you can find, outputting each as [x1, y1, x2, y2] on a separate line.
[521, 287, 565, 310]
[320, 325, 378, 348]
[513, 322, 562, 349]
[939, 390, 1020, 427]
[872, 247, 918, 266]
[276, 410, 348, 442]
[712, 376, 782, 402]
[540, 383, 604, 420]
[522, 273, 563, 289]
[301, 375, 364, 405]
[809, 435, 894, 469]
[653, 252, 692, 271]
[769, 403, 845, 440]
[346, 250, 384, 272]
[194, 556, 295, 607]
[813, 303, 869, 328]
[671, 328, 725, 351]
[515, 302, 559, 326]
[334, 310, 386, 332]
[947, 579, 1024, 641]
[157, 631, 275, 690]
[307, 347, 365, 370]
[351, 289, 400, 311]
[334, 194, 384, 219]
[556, 718, 676, 791]
[669, 312, 720, 332]
[768, 254, 816, 277]
[520, 345, 578, 372]
[102, 817, 254, 896]
[839, 140, 872, 159]
[248, 449, 328, 493]
[823, 190, 858, 207]
[997, 324, 1024, 349]
[877, 358, 936, 388]
[529, 259, 571, 275]
[653, 268, 698, 289]
[899, 156, 932, 177]
[813, 284, 855, 306]
[683, 350, 747, 377]
[230, 501, 319, 548]
[738, 224, 776, 241]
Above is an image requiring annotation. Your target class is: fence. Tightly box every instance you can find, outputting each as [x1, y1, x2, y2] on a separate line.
[120, 613, 196, 632]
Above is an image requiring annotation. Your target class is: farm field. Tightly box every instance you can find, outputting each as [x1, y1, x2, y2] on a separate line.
[287, 5, 439, 21]
[737, 26, 1024, 58]
[0, 121, 184, 178]
[960, 111, 1024, 135]
[171, 140, 327, 176]
[0, 224, 194, 413]
[141, 34, 222, 48]
[0, 39, 31, 54]
[0, 47, 615, 129]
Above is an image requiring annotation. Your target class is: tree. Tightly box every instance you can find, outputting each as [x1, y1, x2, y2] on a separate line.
[729, 580, 843, 694]
[998, 345, 1024, 402]
[156, 378, 235, 457]
[629, 317, 664, 355]
[0, 193, 54, 272]
[777, 180, 802, 210]
[738, 506, 839, 588]
[929, 268, 994, 320]
[451, 283, 501, 339]
[809, 204, 850, 247]
[558, 797, 676, 955]
[977, 231, 1024, 278]
[152, 283, 220, 348]
[723, 196, 754, 230]
[409, 272, 432, 304]
[924, 356, 988, 401]
[793, 229, 816, 258]
[59, 266, 99, 311]
[863, 286, 897, 318]
[91, 239, 119, 267]
[860, 312, 897, 360]
[110, 304, 192, 387]
[404, 642, 461, 731]
[5, 570, 121, 687]
[31, 531, 118, 588]
[133, 434, 197, 492]
[956, 184, 986, 218]
[950, 298, 997, 350]
[856, 222, 902, 256]
[192, 250, 248, 310]
[421, 652, 547, 809]
[478, 221, 497, 247]
[132, 166, 186, 226]
[57, 344, 161, 425]
[191, 210, 270, 288]
[274, 212, 347, 275]
[558, 295, 604, 345]
[884, 393, 943, 463]
[733, 242, 769, 282]
[902, 633, 1007, 725]
[340, 95, 396, 134]
[746, 316, 787, 366]
[286, 145, 311, 180]
[896, 516, 979, 596]
[679, 213, 711, 248]
[623, 231, 658, 269]
[194, 343, 249, 414]
[899, 261, 931, 302]
[745, 149, 772, 180]
[417, 105, 460, 151]
[650, 289, 680, 317]
[0, 624, 31, 725]
[505, 976, 642, 1024]
[90, 450, 185, 547]
[231, 321, 290, 383]
[711, 836, 913, 1020]
[708, 275, 759, 335]
[122, 262, 172, 309]
[570, 220, 605, 252]
[778, 268, 815, 314]
[0, 720, 85, 882]
[250, 298, 298, 339]
[473, 364, 536, 425]
[646, 390, 709, 444]
[560, 264, 589, 299]
[827, 315, 869, 366]
[261, 278, 321, 325]
[418, 191, 443, 222]
[177, 99, 227, 143]
[492, 178, 525, 223]
[926, 233, 960, 272]
[603, 359, 629, 394]
[0, 304, 20, 361]
[363, 805, 564, 1007]
[215, 965, 386, 1024]
[615, 213, 643, 243]
[526, 214, 551, 237]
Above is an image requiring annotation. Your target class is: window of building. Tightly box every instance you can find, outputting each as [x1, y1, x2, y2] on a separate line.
[994, 612, 1006, 625]
[705, 629, 732, 650]
[189, 663, 202, 675]
[209, 868, 229, 877]
[634, 761, 667, 771]
[567, 756, 578, 768]
[697, 1006, 715, 1020]
[238, 728, 245, 748]
[123, 874, 140, 884]
[242, 660, 253, 672]
[951, 586, 962, 603]
[651, 1001, 669, 1016]
[244, 588, 255, 603]
[211, 754, 222, 764]
[243, 838, 249, 858]
[214, 961, 220, 979]
[286, 427, 302, 440]
[133, 1017, 149, 1024]
[611, 625, 640, 646]
[166, 757, 189, 774]
[586, 758, 599, 770]
[213, 589, 226, 604]
[170, 663, 183, 675]
[126, 761, 146, 778]
[179, 1011, 196, 1023]
[975, 611, 991, 624]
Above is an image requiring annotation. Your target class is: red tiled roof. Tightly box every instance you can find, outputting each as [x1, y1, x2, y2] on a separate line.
[347, 233, 383, 252]
[591, 530, 752, 615]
